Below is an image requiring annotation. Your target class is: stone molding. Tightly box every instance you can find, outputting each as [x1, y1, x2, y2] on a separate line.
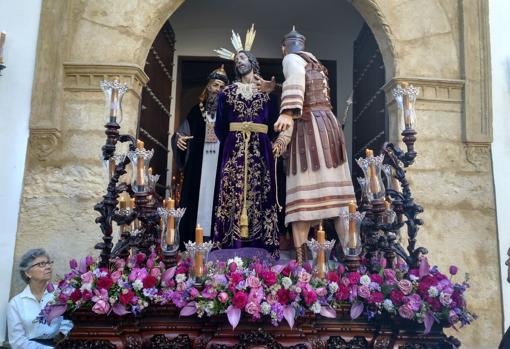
[63, 63, 149, 99]
[28, 128, 61, 161]
[383, 77, 465, 104]
[460, 0, 492, 145]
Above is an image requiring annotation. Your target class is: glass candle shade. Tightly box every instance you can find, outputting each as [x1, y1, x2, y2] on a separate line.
[184, 241, 214, 284]
[339, 210, 364, 257]
[100, 79, 128, 124]
[158, 207, 186, 255]
[102, 153, 126, 183]
[306, 239, 335, 278]
[393, 83, 418, 131]
[127, 147, 154, 193]
[356, 154, 386, 201]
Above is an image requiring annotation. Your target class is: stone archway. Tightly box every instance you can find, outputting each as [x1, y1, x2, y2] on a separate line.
[14, 1, 500, 348]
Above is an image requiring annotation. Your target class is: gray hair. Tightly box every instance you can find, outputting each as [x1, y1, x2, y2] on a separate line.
[19, 248, 50, 284]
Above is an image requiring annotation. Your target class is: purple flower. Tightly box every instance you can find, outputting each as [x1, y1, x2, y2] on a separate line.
[449, 265, 458, 275]
[406, 294, 422, 311]
[357, 285, 371, 299]
[69, 259, 78, 270]
[397, 280, 413, 295]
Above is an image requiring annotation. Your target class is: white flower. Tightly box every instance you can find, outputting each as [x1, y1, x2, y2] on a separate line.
[310, 302, 321, 314]
[428, 286, 439, 298]
[439, 292, 452, 306]
[294, 286, 302, 294]
[109, 296, 116, 304]
[175, 273, 187, 283]
[360, 275, 371, 286]
[383, 299, 394, 312]
[409, 274, 419, 281]
[227, 257, 244, 269]
[282, 277, 293, 290]
[133, 279, 143, 291]
[80, 283, 92, 292]
[261, 302, 271, 315]
[328, 282, 339, 293]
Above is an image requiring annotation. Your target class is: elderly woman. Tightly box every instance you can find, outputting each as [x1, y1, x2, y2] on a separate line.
[7, 248, 73, 349]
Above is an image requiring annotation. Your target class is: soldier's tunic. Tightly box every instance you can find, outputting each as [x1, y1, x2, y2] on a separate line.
[281, 52, 355, 225]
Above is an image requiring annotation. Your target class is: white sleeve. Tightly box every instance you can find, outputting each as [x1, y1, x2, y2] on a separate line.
[59, 318, 74, 335]
[280, 54, 306, 116]
[7, 301, 53, 349]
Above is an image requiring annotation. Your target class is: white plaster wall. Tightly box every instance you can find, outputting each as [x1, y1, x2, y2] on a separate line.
[0, 0, 43, 343]
[490, 0, 510, 333]
[167, 0, 365, 166]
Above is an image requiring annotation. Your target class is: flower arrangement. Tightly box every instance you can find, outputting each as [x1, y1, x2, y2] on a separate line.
[41, 254, 475, 334]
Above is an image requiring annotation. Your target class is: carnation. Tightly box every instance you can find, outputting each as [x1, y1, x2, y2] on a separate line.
[261, 302, 271, 315]
[281, 277, 293, 290]
[175, 273, 187, 283]
[232, 291, 248, 309]
[133, 279, 143, 291]
[310, 302, 321, 314]
[328, 282, 339, 293]
[359, 275, 371, 286]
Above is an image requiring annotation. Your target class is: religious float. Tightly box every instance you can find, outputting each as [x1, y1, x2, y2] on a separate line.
[40, 78, 475, 349]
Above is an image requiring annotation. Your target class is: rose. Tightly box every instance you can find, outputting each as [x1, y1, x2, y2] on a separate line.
[327, 272, 339, 283]
[248, 287, 264, 304]
[202, 286, 218, 300]
[96, 276, 114, 290]
[111, 271, 122, 283]
[189, 288, 199, 298]
[277, 288, 290, 304]
[440, 292, 452, 306]
[406, 294, 422, 311]
[81, 271, 94, 284]
[302, 289, 317, 306]
[150, 268, 161, 278]
[281, 266, 291, 277]
[262, 271, 277, 286]
[114, 258, 126, 270]
[246, 275, 262, 289]
[228, 262, 237, 273]
[336, 284, 350, 301]
[390, 289, 405, 305]
[397, 280, 413, 295]
[369, 292, 384, 304]
[92, 299, 110, 314]
[143, 275, 158, 289]
[357, 285, 371, 299]
[398, 304, 415, 319]
[232, 291, 248, 309]
[70, 289, 82, 303]
[348, 272, 361, 285]
[120, 289, 135, 305]
[298, 270, 311, 283]
[316, 287, 327, 297]
[229, 272, 243, 285]
[217, 292, 229, 303]
[245, 301, 261, 318]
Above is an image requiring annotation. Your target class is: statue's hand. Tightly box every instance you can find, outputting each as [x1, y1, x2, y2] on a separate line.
[176, 133, 193, 151]
[274, 113, 293, 132]
[254, 74, 276, 93]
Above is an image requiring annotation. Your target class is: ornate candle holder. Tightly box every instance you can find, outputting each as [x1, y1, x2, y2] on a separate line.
[306, 238, 335, 278]
[127, 143, 154, 193]
[356, 153, 386, 203]
[184, 241, 214, 285]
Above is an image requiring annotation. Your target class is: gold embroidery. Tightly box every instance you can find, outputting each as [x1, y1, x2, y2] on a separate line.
[224, 84, 270, 120]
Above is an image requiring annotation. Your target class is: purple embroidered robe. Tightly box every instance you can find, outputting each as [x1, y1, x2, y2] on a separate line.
[213, 83, 280, 258]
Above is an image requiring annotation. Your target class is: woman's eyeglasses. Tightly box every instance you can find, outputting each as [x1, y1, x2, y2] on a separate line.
[30, 260, 54, 269]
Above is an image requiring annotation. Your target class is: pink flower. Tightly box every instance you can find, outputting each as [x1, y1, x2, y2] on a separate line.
[316, 287, 327, 297]
[336, 284, 350, 301]
[232, 291, 248, 309]
[229, 262, 237, 272]
[176, 282, 186, 291]
[245, 301, 261, 318]
[341, 277, 351, 287]
[383, 269, 397, 284]
[398, 279, 413, 295]
[218, 292, 229, 303]
[92, 300, 110, 314]
[406, 294, 422, 311]
[337, 264, 346, 275]
[69, 259, 78, 270]
[114, 258, 126, 270]
[111, 271, 122, 283]
[96, 276, 113, 290]
[398, 304, 415, 319]
[80, 271, 93, 284]
[129, 267, 148, 282]
[189, 288, 199, 298]
[302, 289, 317, 306]
[150, 268, 161, 278]
[298, 270, 311, 283]
[348, 272, 361, 285]
[327, 272, 339, 283]
[266, 293, 278, 304]
[246, 275, 262, 289]
[248, 287, 264, 304]
[262, 271, 277, 286]
[201, 286, 218, 300]
[357, 285, 371, 299]
[369, 292, 384, 304]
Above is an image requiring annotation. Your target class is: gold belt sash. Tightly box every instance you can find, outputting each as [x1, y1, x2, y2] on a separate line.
[228, 122, 268, 238]
[229, 122, 268, 134]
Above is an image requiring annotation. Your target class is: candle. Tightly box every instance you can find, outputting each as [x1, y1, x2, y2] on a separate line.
[166, 198, 175, 246]
[108, 158, 116, 179]
[195, 224, 204, 278]
[401, 82, 412, 126]
[366, 149, 380, 194]
[0, 32, 6, 65]
[109, 87, 119, 120]
[317, 223, 326, 278]
[136, 139, 145, 187]
[348, 201, 357, 249]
